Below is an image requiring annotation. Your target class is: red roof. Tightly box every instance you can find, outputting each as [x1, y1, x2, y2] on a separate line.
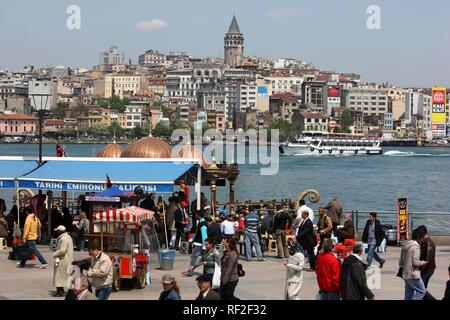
[299, 112, 327, 119]
[0, 114, 36, 120]
[45, 119, 67, 125]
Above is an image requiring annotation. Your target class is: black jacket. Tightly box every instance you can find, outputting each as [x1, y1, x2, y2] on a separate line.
[195, 289, 221, 300]
[273, 211, 290, 231]
[339, 219, 355, 240]
[362, 219, 384, 247]
[174, 205, 185, 229]
[420, 236, 436, 273]
[340, 254, 374, 300]
[296, 218, 315, 248]
[260, 214, 274, 234]
[207, 222, 222, 245]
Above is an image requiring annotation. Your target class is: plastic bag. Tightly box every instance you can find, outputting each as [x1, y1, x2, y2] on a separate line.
[212, 262, 221, 289]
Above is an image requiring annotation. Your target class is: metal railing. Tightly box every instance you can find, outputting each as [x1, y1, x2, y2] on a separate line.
[351, 210, 450, 236]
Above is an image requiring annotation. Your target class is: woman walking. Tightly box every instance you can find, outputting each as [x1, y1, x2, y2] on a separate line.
[220, 237, 240, 300]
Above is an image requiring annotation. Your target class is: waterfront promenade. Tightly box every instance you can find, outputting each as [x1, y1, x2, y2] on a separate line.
[0, 244, 448, 300]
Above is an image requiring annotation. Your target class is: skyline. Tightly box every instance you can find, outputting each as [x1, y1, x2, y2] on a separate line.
[0, 0, 449, 87]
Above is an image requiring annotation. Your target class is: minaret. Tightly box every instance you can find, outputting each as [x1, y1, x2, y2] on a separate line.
[224, 15, 244, 67]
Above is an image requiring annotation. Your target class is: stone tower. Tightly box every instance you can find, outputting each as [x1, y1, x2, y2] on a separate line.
[224, 15, 244, 67]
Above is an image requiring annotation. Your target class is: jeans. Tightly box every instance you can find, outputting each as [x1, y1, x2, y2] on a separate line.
[220, 280, 239, 300]
[320, 291, 340, 300]
[174, 226, 186, 250]
[421, 270, 437, 300]
[404, 278, 426, 300]
[274, 229, 288, 258]
[367, 244, 383, 266]
[244, 230, 263, 260]
[190, 245, 203, 267]
[95, 286, 113, 300]
[20, 240, 47, 267]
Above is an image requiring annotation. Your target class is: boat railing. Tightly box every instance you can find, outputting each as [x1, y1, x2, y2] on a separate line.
[350, 210, 450, 236]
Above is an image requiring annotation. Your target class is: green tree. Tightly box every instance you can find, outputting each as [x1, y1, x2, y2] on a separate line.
[268, 119, 294, 141]
[339, 109, 353, 132]
[152, 122, 172, 138]
[107, 121, 125, 139]
[52, 102, 69, 117]
[130, 123, 150, 139]
[99, 95, 129, 113]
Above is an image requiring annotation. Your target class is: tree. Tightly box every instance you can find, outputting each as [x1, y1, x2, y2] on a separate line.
[152, 122, 172, 138]
[99, 95, 129, 113]
[130, 123, 150, 139]
[107, 121, 125, 139]
[52, 102, 69, 117]
[268, 119, 294, 141]
[339, 109, 354, 132]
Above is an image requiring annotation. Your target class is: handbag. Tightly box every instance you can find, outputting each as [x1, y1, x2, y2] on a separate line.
[396, 267, 403, 278]
[15, 243, 33, 261]
[212, 262, 221, 289]
[237, 263, 245, 277]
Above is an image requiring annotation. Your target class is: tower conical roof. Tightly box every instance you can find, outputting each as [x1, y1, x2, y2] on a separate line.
[228, 15, 241, 34]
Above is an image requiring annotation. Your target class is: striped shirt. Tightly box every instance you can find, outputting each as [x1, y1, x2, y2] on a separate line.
[244, 212, 259, 233]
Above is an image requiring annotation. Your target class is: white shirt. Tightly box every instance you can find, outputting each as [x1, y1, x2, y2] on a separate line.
[202, 288, 211, 299]
[221, 220, 235, 235]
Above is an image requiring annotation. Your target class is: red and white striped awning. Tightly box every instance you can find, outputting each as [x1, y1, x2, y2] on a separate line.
[93, 206, 155, 224]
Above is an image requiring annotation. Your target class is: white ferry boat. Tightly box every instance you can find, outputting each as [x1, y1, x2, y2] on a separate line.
[285, 132, 383, 155]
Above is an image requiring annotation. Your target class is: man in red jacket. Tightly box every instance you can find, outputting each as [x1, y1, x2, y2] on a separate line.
[316, 238, 341, 300]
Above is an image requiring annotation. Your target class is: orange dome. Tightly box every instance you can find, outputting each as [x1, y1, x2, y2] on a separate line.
[121, 136, 172, 158]
[96, 143, 123, 158]
[176, 145, 208, 167]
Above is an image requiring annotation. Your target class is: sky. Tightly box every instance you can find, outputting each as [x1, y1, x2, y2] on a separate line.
[0, 0, 449, 87]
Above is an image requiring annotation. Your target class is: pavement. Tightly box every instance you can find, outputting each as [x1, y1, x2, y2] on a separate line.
[0, 244, 449, 300]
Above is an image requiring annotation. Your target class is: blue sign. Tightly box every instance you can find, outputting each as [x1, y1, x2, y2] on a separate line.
[258, 86, 268, 94]
[18, 180, 174, 193]
[0, 180, 15, 189]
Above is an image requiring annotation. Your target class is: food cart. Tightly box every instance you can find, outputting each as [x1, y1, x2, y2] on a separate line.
[92, 206, 156, 291]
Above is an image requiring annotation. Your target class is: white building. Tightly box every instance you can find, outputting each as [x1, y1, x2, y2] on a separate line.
[138, 49, 166, 66]
[165, 69, 195, 99]
[124, 104, 144, 129]
[264, 75, 303, 96]
[405, 90, 431, 127]
[104, 75, 147, 98]
[344, 86, 388, 117]
[99, 46, 124, 65]
[28, 78, 58, 110]
[238, 83, 257, 110]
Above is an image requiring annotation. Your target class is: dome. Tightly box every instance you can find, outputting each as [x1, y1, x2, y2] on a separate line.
[96, 143, 123, 158]
[121, 136, 172, 158]
[176, 145, 208, 167]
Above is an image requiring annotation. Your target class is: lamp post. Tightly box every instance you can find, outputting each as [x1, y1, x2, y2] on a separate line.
[29, 93, 52, 165]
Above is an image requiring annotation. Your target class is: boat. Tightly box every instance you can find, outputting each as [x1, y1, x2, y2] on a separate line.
[308, 134, 383, 155]
[285, 131, 383, 155]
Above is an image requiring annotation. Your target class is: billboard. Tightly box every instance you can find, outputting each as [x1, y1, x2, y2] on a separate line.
[327, 86, 340, 97]
[432, 87, 447, 138]
[397, 198, 408, 243]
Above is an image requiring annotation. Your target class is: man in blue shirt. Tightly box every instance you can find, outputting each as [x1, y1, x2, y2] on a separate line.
[244, 206, 265, 262]
[182, 212, 208, 276]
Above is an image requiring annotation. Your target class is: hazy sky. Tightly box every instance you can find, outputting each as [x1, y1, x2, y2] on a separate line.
[1, 0, 449, 87]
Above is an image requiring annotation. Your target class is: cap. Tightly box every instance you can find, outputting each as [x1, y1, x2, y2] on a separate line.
[54, 225, 66, 232]
[161, 274, 175, 284]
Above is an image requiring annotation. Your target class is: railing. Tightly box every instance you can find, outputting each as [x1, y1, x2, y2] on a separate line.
[350, 210, 450, 236]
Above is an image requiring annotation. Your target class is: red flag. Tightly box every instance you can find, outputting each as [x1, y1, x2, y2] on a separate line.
[56, 144, 65, 157]
[106, 175, 112, 189]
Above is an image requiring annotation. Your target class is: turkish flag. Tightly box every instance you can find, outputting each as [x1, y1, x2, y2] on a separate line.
[56, 144, 65, 157]
[106, 175, 113, 189]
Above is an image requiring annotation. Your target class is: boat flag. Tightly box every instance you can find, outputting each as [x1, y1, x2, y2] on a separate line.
[106, 175, 113, 189]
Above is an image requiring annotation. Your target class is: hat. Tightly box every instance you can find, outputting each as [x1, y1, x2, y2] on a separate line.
[54, 225, 66, 232]
[161, 274, 175, 284]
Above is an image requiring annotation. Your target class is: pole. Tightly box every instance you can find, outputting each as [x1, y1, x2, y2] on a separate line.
[162, 195, 168, 249]
[196, 164, 201, 212]
[38, 110, 43, 166]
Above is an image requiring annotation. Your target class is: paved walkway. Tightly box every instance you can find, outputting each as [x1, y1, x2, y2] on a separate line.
[0, 244, 448, 300]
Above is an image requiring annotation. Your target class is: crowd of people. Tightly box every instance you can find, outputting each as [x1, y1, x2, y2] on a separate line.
[1, 192, 449, 301]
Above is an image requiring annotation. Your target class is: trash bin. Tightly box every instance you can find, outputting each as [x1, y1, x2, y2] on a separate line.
[158, 249, 176, 270]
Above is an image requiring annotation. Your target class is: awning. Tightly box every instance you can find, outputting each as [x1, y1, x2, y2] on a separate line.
[0, 158, 38, 189]
[17, 157, 198, 193]
[93, 206, 155, 224]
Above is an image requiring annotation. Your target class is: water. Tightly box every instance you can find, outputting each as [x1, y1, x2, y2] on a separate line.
[1, 143, 449, 233]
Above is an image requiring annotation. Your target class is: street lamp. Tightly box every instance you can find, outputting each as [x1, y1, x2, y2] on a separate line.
[29, 93, 52, 165]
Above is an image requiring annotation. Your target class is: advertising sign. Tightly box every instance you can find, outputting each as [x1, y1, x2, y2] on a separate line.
[432, 87, 447, 138]
[397, 198, 408, 243]
[327, 86, 340, 97]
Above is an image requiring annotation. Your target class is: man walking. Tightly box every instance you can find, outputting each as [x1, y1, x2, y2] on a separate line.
[416, 225, 436, 300]
[18, 207, 48, 269]
[296, 210, 316, 271]
[52, 225, 74, 297]
[243, 207, 265, 262]
[87, 241, 113, 300]
[399, 229, 428, 300]
[340, 242, 375, 300]
[316, 239, 341, 300]
[362, 212, 385, 268]
[317, 207, 332, 254]
[273, 204, 290, 259]
[182, 212, 208, 277]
